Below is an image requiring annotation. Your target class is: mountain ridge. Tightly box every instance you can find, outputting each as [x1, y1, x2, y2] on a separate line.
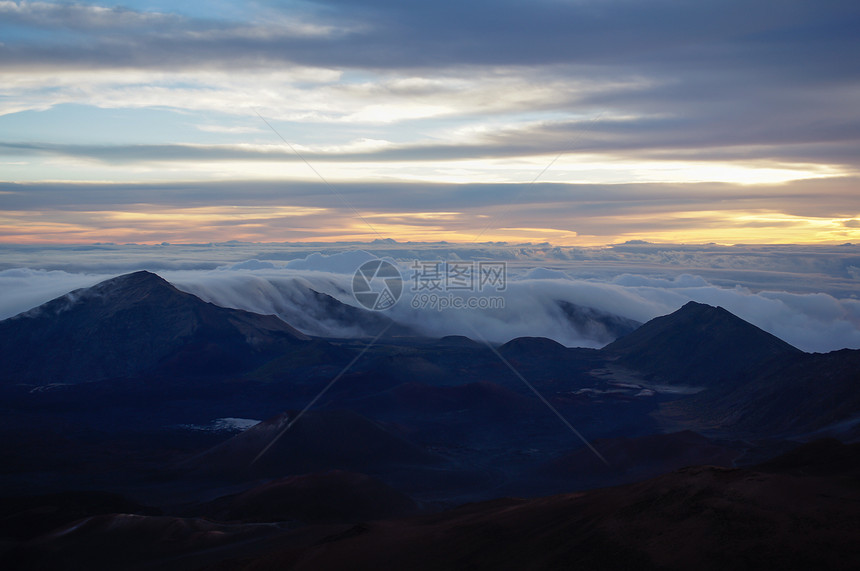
[0, 270, 310, 384]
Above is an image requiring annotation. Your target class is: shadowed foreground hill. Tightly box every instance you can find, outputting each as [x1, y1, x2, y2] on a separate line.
[205, 440, 860, 571]
[203, 470, 419, 524]
[7, 441, 857, 571]
[0, 271, 309, 383]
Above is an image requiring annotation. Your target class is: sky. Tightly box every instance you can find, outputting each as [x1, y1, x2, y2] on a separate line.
[1, 0, 860, 245]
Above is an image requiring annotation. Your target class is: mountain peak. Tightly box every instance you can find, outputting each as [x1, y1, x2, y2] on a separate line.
[0, 271, 308, 384]
[87, 270, 177, 297]
[12, 271, 185, 322]
[497, 337, 576, 367]
[98, 270, 168, 287]
[678, 300, 727, 314]
[605, 301, 801, 387]
[55, 270, 171, 296]
[680, 299, 714, 310]
[500, 336, 568, 354]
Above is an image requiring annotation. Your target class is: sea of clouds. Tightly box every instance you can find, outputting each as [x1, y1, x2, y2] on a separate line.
[1, 241, 858, 353]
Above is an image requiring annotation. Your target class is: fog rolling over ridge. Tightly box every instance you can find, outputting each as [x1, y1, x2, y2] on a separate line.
[0, 242, 858, 352]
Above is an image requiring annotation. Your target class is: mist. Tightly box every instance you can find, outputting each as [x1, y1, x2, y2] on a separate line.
[2, 245, 858, 353]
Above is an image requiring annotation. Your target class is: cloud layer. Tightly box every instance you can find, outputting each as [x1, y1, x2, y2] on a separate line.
[1, 243, 858, 353]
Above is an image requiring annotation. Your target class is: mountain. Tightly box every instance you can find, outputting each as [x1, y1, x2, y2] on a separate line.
[499, 336, 571, 360]
[0, 271, 309, 384]
[605, 301, 802, 387]
[0, 491, 160, 543]
[1, 286, 857, 569]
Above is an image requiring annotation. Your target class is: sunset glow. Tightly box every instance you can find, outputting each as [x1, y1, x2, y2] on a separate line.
[1, 1, 858, 246]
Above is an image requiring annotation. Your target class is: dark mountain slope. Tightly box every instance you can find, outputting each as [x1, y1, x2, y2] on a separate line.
[605, 301, 802, 387]
[185, 409, 441, 480]
[0, 271, 309, 384]
[756, 438, 860, 475]
[499, 336, 570, 360]
[668, 348, 860, 436]
[206, 470, 418, 524]
[539, 430, 740, 487]
[0, 491, 159, 543]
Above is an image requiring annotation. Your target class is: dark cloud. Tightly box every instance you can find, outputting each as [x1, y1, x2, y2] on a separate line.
[2, 1, 858, 176]
[0, 179, 820, 211]
[2, 1, 858, 75]
[5, 101, 858, 171]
